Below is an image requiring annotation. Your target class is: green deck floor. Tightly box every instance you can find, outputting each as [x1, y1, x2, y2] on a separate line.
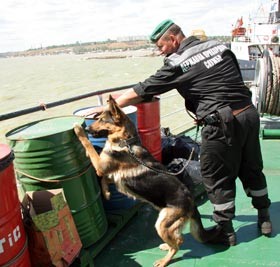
[93, 138, 280, 267]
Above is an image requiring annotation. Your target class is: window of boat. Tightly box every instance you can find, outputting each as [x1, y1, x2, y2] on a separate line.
[248, 45, 262, 60]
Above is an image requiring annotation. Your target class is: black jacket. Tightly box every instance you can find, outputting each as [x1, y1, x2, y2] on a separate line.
[133, 36, 252, 120]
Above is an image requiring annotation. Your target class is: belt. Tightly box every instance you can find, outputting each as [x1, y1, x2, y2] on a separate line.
[201, 112, 220, 125]
[200, 104, 253, 126]
[232, 104, 252, 116]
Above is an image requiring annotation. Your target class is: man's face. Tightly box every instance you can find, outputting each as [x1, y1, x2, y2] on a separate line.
[156, 35, 180, 56]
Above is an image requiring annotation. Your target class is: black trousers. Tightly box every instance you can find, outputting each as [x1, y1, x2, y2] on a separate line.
[200, 105, 271, 224]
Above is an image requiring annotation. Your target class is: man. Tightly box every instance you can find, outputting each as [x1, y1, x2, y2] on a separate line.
[85, 19, 272, 246]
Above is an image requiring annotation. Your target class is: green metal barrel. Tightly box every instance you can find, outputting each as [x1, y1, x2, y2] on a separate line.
[6, 116, 108, 247]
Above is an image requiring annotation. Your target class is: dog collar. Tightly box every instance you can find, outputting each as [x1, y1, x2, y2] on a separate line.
[119, 136, 141, 148]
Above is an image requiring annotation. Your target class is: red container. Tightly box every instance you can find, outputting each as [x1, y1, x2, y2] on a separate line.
[136, 97, 162, 162]
[0, 144, 31, 267]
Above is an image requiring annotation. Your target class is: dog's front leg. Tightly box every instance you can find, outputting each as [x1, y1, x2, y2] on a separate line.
[74, 124, 104, 176]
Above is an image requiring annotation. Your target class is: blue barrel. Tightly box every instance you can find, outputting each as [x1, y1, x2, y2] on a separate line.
[74, 106, 138, 210]
[74, 107, 107, 153]
[74, 106, 137, 152]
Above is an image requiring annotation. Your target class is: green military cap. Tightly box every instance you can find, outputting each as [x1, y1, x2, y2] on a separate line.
[149, 19, 174, 43]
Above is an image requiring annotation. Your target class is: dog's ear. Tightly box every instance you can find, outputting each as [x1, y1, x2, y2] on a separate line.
[108, 95, 118, 113]
[108, 94, 115, 102]
[108, 95, 125, 123]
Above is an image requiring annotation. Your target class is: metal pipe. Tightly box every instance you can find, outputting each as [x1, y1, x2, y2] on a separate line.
[0, 84, 135, 121]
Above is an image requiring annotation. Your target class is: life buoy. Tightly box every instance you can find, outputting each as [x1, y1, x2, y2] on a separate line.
[271, 35, 279, 43]
[263, 35, 269, 41]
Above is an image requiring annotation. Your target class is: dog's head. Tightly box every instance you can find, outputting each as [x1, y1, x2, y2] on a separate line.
[86, 95, 137, 140]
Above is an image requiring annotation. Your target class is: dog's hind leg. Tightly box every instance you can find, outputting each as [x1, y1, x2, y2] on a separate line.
[154, 208, 186, 267]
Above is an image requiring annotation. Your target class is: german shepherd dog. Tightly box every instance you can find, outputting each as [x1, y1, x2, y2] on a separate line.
[74, 96, 217, 267]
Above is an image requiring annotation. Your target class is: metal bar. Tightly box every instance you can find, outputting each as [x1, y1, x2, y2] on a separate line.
[0, 84, 135, 121]
[160, 92, 178, 99]
[161, 108, 185, 118]
[240, 68, 256, 71]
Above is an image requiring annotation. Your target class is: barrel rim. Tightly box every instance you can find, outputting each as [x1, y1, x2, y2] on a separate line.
[5, 115, 84, 141]
[74, 105, 138, 117]
[73, 106, 100, 117]
[0, 144, 12, 161]
[0, 237, 29, 267]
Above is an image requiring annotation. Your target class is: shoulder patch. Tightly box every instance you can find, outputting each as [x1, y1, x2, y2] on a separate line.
[166, 41, 228, 73]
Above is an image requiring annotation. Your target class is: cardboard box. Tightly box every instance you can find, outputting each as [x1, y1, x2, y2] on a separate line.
[22, 189, 82, 267]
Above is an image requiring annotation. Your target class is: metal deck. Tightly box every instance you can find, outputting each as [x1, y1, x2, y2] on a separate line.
[92, 136, 280, 267]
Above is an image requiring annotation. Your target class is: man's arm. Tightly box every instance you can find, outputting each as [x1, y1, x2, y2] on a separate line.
[115, 88, 144, 107]
[78, 88, 143, 117]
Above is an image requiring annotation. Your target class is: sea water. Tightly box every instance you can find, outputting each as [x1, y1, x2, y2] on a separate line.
[0, 53, 190, 143]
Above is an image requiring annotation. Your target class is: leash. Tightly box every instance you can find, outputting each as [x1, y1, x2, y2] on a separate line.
[186, 109, 200, 143]
[121, 139, 194, 176]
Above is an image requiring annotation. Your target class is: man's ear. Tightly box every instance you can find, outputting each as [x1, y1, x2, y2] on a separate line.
[170, 34, 179, 46]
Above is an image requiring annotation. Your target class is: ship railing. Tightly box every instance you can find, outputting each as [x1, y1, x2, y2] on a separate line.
[0, 65, 256, 140]
[0, 85, 196, 139]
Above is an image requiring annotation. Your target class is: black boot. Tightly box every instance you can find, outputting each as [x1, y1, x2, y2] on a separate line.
[258, 208, 272, 236]
[207, 221, 236, 246]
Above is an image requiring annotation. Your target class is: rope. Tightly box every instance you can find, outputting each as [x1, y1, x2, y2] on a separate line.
[264, 54, 273, 113]
[276, 57, 280, 115]
[259, 51, 280, 116]
[272, 55, 279, 114]
[15, 164, 92, 183]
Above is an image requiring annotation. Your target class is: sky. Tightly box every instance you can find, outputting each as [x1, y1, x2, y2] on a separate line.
[0, 0, 270, 53]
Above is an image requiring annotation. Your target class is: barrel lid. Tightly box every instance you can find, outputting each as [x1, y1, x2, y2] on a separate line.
[0, 144, 11, 160]
[74, 105, 137, 117]
[74, 106, 96, 117]
[122, 105, 137, 114]
[6, 116, 84, 140]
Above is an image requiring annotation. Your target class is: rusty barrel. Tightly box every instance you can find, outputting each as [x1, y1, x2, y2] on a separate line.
[136, 97, 162, 162]
[74, 106, 139, 210]
[0, 144, 31, 267]
[5, 116, 108, 247]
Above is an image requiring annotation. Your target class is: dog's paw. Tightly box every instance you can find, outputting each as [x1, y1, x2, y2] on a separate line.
[73, 123, 81, 130]
[153, 258, 168, 267]
[159, 243, 170, 251]
[73, 123, 84, 136]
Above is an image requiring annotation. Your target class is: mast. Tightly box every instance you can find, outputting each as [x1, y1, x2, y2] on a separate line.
[268, 0, 280, 23]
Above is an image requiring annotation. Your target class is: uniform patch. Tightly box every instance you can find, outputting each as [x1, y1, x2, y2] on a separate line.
[177, 43, 228, 73]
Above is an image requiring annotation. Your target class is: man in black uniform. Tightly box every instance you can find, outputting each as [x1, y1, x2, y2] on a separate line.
[86, 19, 272, 245]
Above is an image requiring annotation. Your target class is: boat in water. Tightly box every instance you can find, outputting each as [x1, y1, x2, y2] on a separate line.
[231, 0, 280, 117]
[231, 0, 280, 60]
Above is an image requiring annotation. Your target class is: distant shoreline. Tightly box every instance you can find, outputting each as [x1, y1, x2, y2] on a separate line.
[0, 36, 230, 58]
[0, 40, 154, 58]
[0, 49, 158, 60]
[84, 49, 157, 60]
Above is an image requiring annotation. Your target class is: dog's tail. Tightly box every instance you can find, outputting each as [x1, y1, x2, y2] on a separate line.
[189, 206, 219, 243]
